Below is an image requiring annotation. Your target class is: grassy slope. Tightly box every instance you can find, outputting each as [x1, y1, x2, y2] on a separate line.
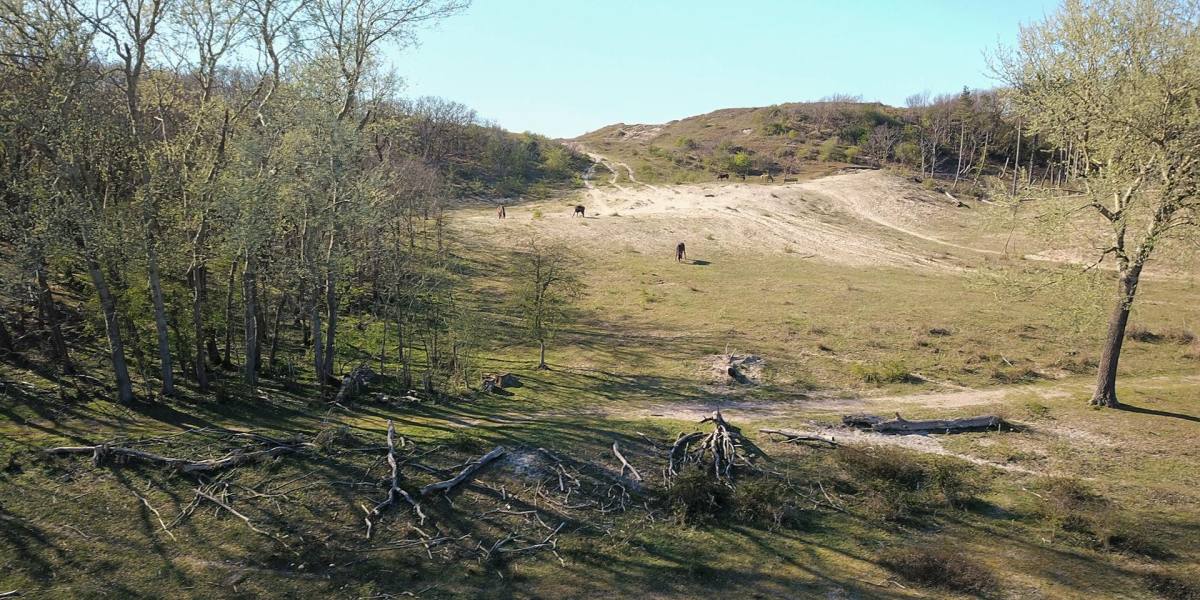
[3, 177, 1200, 598]
[571, 102, 886, 184]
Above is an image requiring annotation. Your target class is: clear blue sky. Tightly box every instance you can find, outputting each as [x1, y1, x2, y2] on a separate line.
[392, 0, 1056, 139]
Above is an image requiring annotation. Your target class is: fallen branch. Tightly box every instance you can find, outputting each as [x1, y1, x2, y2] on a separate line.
[421, 446, 505, 496]
[132, 491, 177, 541]
[365, 421, 426, 538]
[44, 444, 297, 473]
[0, 590, 19, 598]
[194, 488, 272, 537]
[759, 429, 838, 447]
[610, 441, 641, 481]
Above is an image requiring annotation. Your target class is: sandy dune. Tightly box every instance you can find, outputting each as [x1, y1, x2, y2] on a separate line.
[466, 169, 991, 270]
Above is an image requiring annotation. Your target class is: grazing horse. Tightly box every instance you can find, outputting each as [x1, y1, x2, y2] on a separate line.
[497, 204, 506, 219]
[716, 173, 730, 180]
[675, 242, 686, 262]
[572, 205, 585, 218]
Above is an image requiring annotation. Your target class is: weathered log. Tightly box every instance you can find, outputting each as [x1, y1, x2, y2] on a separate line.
[44, 444, 296, 473]
[420, 446, 505, 496]
[758, 429, 838, 447]
[844, 413, 1007, 434]
[842, 414, 884, 428]
[610, 441, 641, 481]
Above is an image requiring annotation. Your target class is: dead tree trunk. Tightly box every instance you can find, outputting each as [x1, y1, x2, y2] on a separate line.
[267, 291, 285, 372]
[1091, 265, 1143, 407]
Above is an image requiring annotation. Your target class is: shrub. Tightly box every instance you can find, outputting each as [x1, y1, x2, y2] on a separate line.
[1143, 568, 1200, 600]
[731, 476, 811, 531]
[835, 447, 983, 520]
[532, 209, 543, 219]
[817, 138, 844, 162]
[927, 327, 952, 336]
[851, 360, 912, 384]
[1126, 325, 1162, 342]
[665, 467, 732, 525]
[843, 145, 861, 163]
[991, 365, 1042, 384]
[1023, 401, 1052, 420]
[1164, 328, 1196, 345]
[878, 546, 998, 595]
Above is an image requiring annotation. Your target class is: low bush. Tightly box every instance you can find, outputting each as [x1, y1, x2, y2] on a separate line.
[1126, 325, 1162, 343]
[851, 360, 912, 384]
[878, 545, 997, 595]
[834, 447, 984, 520]
[664, 467, 733, 525]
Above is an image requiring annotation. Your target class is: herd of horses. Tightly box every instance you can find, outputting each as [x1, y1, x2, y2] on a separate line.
[492, 170, 795, 262]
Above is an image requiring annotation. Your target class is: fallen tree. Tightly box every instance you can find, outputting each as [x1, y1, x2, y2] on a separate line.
[843, 413, 1007, 434]
[421, 446, 506, 496]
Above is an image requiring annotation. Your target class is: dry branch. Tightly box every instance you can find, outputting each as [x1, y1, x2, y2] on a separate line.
[610, 441, 641, 481]
[194, 488, 272, 537]
[44, 444, 297, 473]
[758, 429, 838, 447]
[364, 420, 426, 538]
[420, 446, 505, 496]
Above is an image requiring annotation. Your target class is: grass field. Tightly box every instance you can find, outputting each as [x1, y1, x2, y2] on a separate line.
[3, 169, 1199, 599]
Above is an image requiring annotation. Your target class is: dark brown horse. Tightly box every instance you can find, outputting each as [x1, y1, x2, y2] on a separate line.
[573, 205, 585, 217]
[675, 242, 686, 262]
[716, 173, 730, 180]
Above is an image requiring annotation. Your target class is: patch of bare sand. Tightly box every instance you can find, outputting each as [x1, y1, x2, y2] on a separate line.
[454, 168, 991, 270]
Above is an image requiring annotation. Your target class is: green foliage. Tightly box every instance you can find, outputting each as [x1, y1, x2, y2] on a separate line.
[850, 360, 911, 384]
[817, 138, 844, 162]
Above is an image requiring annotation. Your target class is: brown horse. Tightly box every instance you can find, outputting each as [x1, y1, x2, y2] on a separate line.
[573, 205, 585, 217]
[716, 173, 730, 180]
[675, 242, 686, 262]
[497, 204, 506, 219]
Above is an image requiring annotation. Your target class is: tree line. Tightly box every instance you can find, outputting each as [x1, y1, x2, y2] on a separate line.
[0, 0, 583, 401]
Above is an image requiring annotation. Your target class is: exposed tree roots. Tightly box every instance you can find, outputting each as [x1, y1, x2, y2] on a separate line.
[668, 411, 765, 483]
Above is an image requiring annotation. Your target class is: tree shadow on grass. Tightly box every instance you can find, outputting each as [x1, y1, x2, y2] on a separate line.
[1115, 403, 1200, 423]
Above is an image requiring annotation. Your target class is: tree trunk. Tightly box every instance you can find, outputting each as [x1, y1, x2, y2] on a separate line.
[222, 259, 237, 367]
[311, 294, 324, 387]
[87, 257, 133, 403]
[147, 241, 174, 395]
[322, 269, 338, 382]
[191, 266, 209, 392]
[537, 339, 547, 370]
[1012, 119, 1021, 195]
[268, 291, 285, 372]
[35, 262, 73, 374]
[1091, 265, 1143, 407]
[0, 314, 13, 356]
[242, 255, 259, 386]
